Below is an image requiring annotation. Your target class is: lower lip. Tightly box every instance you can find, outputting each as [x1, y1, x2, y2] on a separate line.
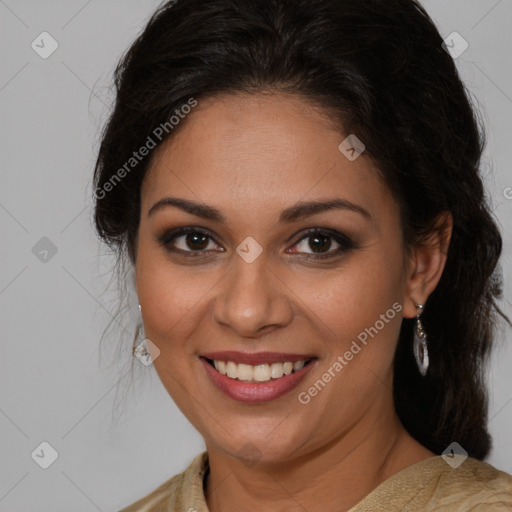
[200, 357, 316, 403]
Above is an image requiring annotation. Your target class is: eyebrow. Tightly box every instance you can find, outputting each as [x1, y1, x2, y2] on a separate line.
[147, 196, 372, 223]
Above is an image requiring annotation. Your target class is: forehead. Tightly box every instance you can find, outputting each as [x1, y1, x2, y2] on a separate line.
[141, 93, 394, 226]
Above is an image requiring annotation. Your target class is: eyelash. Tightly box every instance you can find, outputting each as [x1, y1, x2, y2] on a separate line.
[157, 226, 357, 260]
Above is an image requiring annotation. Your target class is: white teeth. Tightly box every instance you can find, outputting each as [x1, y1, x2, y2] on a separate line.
[237, 364, 253, 381]
[226, 361, 237, 379]
[253, 364, 270, 382]
[270, 362, 284, 379]
[210, 359, 309, 382]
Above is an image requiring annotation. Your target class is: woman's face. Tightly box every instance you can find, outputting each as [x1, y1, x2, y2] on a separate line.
[135, 92, 418, 464]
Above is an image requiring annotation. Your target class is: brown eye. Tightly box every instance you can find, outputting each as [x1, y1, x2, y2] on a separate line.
[287, 229, 356, 259]
[179, 232, 210, 251]
[306, 233, 333, 253]
[159, 227, 223, 256]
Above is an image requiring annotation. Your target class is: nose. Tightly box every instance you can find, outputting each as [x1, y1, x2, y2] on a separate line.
[212, 250, 294, 337]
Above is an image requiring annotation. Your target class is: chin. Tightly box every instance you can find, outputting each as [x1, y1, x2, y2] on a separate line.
[212, 432, 303, 466]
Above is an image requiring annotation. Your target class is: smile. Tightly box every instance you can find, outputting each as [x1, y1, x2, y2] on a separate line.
[205, 358, 313, 383]
[199, 352, 318, 403]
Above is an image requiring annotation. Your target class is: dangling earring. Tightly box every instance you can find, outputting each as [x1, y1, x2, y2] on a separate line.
[413, 303, 429, 376]
[132, 304, 157, 366]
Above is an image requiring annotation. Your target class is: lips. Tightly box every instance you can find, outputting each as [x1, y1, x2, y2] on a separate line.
[199, 351, 318, 403]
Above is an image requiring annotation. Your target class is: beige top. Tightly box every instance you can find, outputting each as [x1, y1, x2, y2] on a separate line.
[118, 451, 512, 511]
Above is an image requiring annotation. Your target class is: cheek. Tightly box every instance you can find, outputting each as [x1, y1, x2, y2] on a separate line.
[135, 248, 211, 410]
[299, 252, 404, 368]
[295, 265, 403, 424]
[135, 232, 225, 385]
[315, 254, 401, 317]
[136, 256, 209, 347]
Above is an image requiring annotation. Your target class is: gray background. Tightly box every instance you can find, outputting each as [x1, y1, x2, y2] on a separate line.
[0, 1, 511, 510]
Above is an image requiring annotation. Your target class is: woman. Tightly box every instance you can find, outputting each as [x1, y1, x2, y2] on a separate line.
[93, 0, 512, 510]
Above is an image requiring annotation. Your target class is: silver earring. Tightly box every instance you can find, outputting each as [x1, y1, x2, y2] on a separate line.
[133, 304, 151, 365]
[413, 303, 429, 376]
[133, 304, 160, 365]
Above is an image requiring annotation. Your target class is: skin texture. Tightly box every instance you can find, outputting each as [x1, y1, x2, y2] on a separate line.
[135, 92, 452, 512]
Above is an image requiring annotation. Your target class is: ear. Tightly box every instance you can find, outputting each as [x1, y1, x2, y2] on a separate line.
[402, 211, 453, 319]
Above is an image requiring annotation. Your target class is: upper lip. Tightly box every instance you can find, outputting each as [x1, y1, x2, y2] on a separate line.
[201, 351, 317, 365]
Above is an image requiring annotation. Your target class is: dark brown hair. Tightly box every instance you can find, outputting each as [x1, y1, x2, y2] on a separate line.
[93, 0, 510, 459]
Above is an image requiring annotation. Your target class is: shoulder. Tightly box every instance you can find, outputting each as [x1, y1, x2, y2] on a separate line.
[118, 451, 209, 512]
[351, 456, 512, 511]
[117, 476, 176, 512]
[432, 456, 512, 510]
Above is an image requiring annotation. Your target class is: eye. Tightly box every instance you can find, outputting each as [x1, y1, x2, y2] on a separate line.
[287, 228, 355, 259]
[158, 227, 223, 257]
